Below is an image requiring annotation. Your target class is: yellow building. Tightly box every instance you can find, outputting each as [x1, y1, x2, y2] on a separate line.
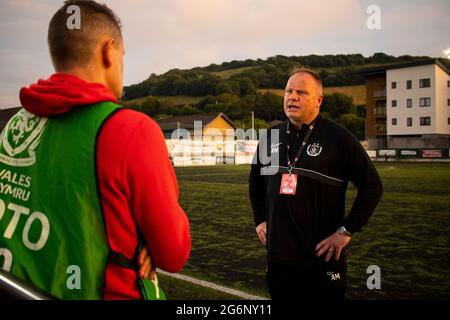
[157, 113, 236, 139]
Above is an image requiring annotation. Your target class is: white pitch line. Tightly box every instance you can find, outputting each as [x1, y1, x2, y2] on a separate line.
[157, 269, 267, 300]
[178, 173, 244, 177]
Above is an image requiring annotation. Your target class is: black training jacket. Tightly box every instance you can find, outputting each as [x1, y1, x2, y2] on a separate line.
[249, 116, 383, 267]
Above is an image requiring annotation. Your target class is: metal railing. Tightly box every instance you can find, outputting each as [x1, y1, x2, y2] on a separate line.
[373, 89, 386, 98]
[373, 108, 387, 116]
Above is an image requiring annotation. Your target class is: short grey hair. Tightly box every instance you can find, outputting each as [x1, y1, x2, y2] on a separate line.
[289, 67, 323, 95]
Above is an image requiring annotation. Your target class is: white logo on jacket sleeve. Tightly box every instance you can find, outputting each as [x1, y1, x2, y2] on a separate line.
[306, 143, 322, 157]
[270, 142, 282, 154]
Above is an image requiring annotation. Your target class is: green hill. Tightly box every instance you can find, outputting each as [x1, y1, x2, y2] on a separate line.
[123, 53, 449, 100]
[121, 53, 450, 140]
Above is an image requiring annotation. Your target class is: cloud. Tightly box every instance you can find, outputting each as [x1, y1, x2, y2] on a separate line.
[381, 1, 450, 56]
[112, 0, 369, 83]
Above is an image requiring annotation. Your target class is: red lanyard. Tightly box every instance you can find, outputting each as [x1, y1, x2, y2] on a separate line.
[286, 119, 317, 175]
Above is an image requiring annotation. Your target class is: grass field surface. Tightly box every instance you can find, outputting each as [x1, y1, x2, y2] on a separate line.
[158, 162, 450, 300]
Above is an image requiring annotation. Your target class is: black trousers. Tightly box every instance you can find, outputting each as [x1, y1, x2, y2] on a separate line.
[266, 261, 346, 300]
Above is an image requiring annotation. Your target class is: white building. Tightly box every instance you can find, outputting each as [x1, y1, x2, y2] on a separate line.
[385, 61, 450, 148]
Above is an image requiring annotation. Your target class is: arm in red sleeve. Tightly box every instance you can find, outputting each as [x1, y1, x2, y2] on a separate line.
[122, 115, 191, 273]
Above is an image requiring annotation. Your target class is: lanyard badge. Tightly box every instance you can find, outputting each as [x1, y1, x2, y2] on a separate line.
[279, 173, 298, 195]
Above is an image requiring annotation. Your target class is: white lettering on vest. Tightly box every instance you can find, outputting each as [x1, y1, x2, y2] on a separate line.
[22, 212, 49, 251]
[0, 199, 50, 252]
[0, 248, 12, 271]
[4, 203, 29, 239]
[0, 169, 31, 188]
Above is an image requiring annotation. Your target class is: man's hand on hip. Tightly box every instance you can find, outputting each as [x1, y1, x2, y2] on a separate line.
[315, 231, 351, 262]
[256, 222, 267, 246]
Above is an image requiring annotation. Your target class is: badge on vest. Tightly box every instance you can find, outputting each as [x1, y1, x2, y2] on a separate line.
[0, 109, 47, 167]
[279, 173, 298, 195]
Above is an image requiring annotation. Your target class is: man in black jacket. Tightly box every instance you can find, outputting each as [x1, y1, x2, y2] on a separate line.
[249, 68, 383, 300]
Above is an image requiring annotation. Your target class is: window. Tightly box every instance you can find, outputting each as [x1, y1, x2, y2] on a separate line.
[447, 80, 450, 88]
[448, 118, 450, 125]
[419, 97, 431, 107]
[391, 81, 397, 89]
[407, 98, 412, 108]
[392, 118, 397, 125]
[420, 117, 431, 126]
[406, 80, 412, 89]
[419, 78, 430, 88]
[448, 98, 450, 106]
[407, 118, 412, 127]
[392, 100, 397, 107]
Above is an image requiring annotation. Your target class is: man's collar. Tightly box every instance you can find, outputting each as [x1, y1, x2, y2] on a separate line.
[287, 114, 321, 132]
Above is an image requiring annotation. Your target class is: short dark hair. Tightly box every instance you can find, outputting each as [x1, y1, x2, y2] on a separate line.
[48, 0, 122, 70]
[290, 67, 323, 94]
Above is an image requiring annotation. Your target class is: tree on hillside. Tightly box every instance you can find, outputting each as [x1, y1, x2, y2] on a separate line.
[214, 82, 234, 95]
[216, 93, 240, 104]
[179, 105, 200, 115]
[123, 53, 435, 100]
[252, 92, 283, 122]
[141, 96, 161, 116]
[319, 69, 330, 81]
[238, 77, 257, 96]
[234, 118, 269, 131]
[369, 52, 397, 64]
[337, 113, 365, 140]
[355, 104, 366, 118]
[321, 92, 355, 119]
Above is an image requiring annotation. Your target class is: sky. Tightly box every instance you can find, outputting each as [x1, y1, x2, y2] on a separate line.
[0, 0, 449, 108]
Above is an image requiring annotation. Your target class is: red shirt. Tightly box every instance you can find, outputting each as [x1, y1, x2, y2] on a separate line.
[20, 73, 191, 299]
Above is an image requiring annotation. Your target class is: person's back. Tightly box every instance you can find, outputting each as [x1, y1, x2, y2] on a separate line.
[0, 0, 190, 299]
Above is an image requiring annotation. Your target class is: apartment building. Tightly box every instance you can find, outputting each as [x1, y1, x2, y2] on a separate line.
[360, 60, 450, 149]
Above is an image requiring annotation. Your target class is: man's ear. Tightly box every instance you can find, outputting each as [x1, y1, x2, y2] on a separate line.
[317, 95, 324, 108]
[101, 39, 115, 69]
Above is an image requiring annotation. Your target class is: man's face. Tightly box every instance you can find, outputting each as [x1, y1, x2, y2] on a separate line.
[284, 73, 323, 125]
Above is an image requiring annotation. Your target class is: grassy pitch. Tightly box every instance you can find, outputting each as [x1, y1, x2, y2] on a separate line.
[159, 162, 450, 300]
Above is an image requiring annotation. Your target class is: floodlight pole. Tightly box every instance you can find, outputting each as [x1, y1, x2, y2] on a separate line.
[251, 111, 255, 140]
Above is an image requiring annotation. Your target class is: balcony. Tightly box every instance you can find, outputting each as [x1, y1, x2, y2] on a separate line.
[374, 123, 386, 135]
[373, 89, 386, 98]
[373, 108, 386, 117]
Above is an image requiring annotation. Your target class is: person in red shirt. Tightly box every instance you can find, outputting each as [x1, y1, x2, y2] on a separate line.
[18, 0, 191, 299]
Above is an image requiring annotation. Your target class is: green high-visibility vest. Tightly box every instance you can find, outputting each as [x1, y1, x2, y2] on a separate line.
[0, 102, 118, 299]
[0, 102, 165, 300]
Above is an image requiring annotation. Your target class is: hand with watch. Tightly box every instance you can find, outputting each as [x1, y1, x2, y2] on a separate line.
[337, 225, 353, 237]
[315, 226, 353, 262]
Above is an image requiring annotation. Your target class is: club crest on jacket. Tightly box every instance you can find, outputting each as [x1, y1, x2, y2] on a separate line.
[306, 143, 322, 157]
[0, 109, 47, 167]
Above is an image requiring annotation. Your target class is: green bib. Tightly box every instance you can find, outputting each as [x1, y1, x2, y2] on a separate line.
[0, 102, 165, 300]
[0, 102, 119, 300]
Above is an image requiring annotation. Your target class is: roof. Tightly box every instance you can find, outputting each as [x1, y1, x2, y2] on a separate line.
[0, 109, 238, 134]
[156, 113, 236, 130]
[268, 120, 284, 127]
[0, 107, 21, 131]
[359, 59, 450, 78]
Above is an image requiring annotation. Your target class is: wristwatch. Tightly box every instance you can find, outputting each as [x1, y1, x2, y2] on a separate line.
[338, 226, 352, 237]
